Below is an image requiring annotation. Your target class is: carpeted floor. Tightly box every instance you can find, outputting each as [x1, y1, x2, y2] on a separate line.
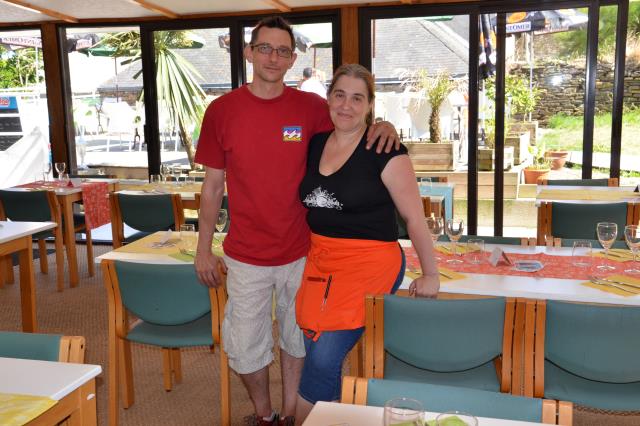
[1, 243, 639, 425]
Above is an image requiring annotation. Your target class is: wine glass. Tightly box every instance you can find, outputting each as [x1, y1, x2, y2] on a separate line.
[172, 164, 182, 185]
[445, 219, 464, 264]
[42, 163, 52, 182]
[596, 222, 618, 272]
[426, 216, 444, 260]
[55, 162, 66, 181]
[383, 397, 424, 426]
[216, 209, 228, 233]
[624, 225, 640, 274]
[160, 164, 170, 183]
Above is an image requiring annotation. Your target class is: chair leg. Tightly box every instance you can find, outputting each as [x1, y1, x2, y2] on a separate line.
[162, 348, 173, 391]
[108, 335, 119, 426]
[171, 348, 182, 384]
[220, 346, 231, 426]
[119, 339, 134, 408]
[85, 228, 94, 277]
[54, 235, 65, 292]
[38, 239, 48, 274]
[0, 256, 6, 289]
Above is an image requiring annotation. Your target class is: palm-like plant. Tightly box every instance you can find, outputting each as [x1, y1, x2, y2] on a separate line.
[95, 31, 206, 169]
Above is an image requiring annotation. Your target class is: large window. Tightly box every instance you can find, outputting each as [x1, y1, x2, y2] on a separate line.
[0, 28, 49, 187]
[66, 26, 146, 177]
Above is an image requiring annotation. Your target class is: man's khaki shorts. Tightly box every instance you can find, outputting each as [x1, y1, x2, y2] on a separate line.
[222, 255, 306, 374]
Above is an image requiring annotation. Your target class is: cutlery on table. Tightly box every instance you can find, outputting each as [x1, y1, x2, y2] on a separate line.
[589, 278, 638, 294]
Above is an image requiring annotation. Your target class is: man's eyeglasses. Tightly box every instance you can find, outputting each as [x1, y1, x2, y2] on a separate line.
[251, 43, 294, 59]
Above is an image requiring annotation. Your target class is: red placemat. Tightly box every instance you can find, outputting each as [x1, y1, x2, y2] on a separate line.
[403, 246, 622, 280]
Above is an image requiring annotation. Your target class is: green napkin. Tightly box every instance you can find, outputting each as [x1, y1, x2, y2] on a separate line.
[168, 252, 194, 263]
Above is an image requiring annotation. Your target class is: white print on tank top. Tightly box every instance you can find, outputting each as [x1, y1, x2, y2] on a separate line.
[303, 186, 343, 210]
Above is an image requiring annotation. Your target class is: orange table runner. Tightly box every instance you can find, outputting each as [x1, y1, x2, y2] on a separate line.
[17, 181, 110, 230]
[403, 246, 625, 280]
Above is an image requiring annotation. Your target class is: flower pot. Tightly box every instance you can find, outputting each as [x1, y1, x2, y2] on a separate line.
[545, 151, 569, 170]
[523, 167, 550, 184]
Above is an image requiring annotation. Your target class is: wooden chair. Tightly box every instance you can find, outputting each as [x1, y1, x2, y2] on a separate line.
[0, 190, 67, 291]
[537, 201, 637, 245]
[364, 294, 516, 394]
[539, 178, 619, 187]
[0, 331, 85, 363]
[101, 259, 230, 426]
[526, 300, 640, 413]
[341, 376, 572, 425]
[109, 192, 184, 248]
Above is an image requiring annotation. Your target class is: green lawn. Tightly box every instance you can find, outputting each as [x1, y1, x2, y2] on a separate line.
[539, 109, 640, 156]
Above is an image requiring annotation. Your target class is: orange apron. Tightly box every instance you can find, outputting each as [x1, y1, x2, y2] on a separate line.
[296, 233, 402, 337]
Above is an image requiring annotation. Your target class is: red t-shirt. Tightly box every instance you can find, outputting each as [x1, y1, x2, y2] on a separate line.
[194, 85, 333, 266]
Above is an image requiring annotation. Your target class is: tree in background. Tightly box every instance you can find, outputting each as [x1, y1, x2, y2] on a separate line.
[554, 4, 640, 60]
[0, 45, 43, 88]
[96, 30, 206, 169]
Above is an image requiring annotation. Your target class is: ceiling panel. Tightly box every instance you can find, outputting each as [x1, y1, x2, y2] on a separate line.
[151, 0, 271, 15]
[0, 3, 55, 23]
[19, 0, 158, 20]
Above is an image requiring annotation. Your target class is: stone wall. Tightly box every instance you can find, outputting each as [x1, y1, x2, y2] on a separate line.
[511, 60, 640, 123]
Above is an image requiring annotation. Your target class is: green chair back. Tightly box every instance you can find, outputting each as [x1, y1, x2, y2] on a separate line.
[113, 261, 211, 325]
[551, 202, 627, 241]
[0, 331, 61, 361]
[366, 378, 543, 423]
[117, 193, 176, 232]
[383, 295, 505, 372]
[0, 190, 52, 222]
[545, 300, 640, 383]
[545, 178, 610, 186]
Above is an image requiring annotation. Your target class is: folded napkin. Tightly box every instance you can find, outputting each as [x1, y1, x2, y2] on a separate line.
[405, 267, 466, 282]
[0, 393, 57, 426]
[582, 274, 640, 297]
[594, 249, 635, 262]
[436, 244, 472, 255]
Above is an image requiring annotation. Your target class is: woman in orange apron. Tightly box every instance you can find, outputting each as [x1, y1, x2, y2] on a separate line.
[294, 64, 440, 424]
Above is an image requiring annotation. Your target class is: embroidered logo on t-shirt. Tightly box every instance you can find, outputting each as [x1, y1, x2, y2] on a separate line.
[303, 186, 343, 210]
[282, 126, 302, 142]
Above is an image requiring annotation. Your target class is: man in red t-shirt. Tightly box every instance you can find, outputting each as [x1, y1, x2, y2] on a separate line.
[194, 16, 398, 426]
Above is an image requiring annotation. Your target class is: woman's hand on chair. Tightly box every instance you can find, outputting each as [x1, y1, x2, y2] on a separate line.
[408, 274, 439, 298]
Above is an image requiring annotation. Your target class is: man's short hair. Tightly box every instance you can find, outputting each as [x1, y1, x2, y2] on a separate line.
[250, 16, 295, 50]
[303, 67, 313, 79]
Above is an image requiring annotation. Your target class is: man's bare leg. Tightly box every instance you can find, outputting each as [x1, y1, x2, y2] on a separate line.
[280, 349, 304, 418]
[240, 366, 272, 418]
[294, 396, 314, 426]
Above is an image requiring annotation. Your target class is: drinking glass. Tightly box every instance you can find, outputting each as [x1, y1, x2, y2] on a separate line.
[216, 209, 228, 233]
[466, 238, 484, 264]
[185, 176, 196, 186]
[445, 219, 464, 264]
[179, 224, 196, 254]
[435, 411, 478, 426]
[55, 162, 66, 180]
[149, 174, 162, 186]
[383, 397, 424, 426]
[426, 216, 444, 260]
[60, 173, 70, 186]
[624, 225, 640, 274]
[596, 222, 618, 272]
[160, 164, 170, 182]
[571, 240, 593, 268]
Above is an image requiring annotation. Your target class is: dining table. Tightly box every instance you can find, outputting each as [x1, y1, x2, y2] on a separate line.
[400, 241, 640, 307]
[118, 180, 201, 209]
[303, 401, 545, 425]
[6, 178, 118, 286]
[0, 220, 56, 332]
[0, 356, 101, 425]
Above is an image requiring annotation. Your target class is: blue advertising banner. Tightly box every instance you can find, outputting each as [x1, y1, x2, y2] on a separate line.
[0, 96, 18, 112]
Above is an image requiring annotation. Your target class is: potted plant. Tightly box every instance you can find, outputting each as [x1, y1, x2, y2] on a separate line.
[544, 150, 569, 170]
[523, 141, 551, 184]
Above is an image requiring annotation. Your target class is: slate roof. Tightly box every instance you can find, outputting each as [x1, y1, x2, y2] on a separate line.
[95, 17, 468, 93]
